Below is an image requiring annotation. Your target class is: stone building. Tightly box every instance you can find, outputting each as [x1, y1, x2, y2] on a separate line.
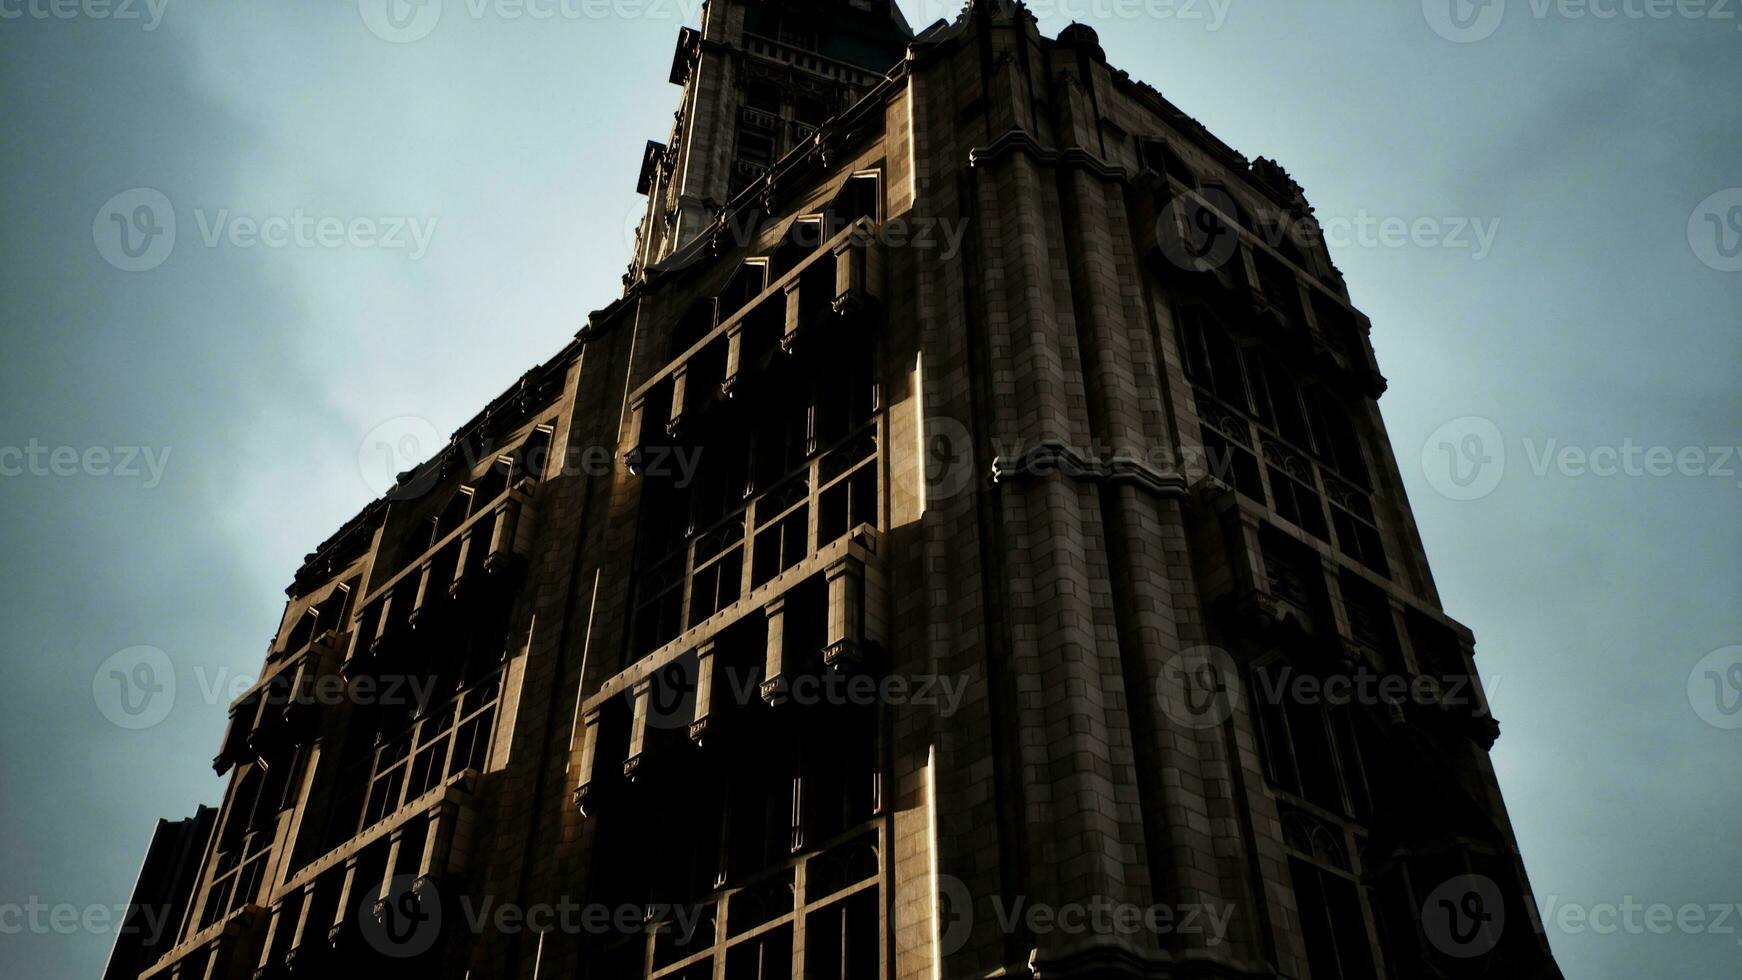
[108, 2, 1564, 978]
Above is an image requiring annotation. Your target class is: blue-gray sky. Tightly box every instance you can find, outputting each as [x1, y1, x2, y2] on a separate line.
[0, 2, 1737, 978]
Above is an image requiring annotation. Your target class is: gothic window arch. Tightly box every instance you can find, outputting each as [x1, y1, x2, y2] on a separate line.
[672, 298, 721, 360]
[1140, 137, 1199, 190]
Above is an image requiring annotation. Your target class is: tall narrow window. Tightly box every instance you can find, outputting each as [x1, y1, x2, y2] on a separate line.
[1289, 856, 1380, 980]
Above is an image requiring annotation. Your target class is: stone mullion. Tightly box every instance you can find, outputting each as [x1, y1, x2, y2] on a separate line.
[369, 587, 397, 656]
[484, 497, 521, 572]
[408, 560, 437, 627]
[667, 364, 690, 435]
[760, 596, 790, 706]
[572, 708, 603, 817]
[378, 827, 407, 899]
[254, 901, 288, 976]
[283, 875, 319, 968]
[688, 639, 718, 745]
[721, 325, 743, 399]
[326, 856, 360, 947]
[623, 677, 653, 782]
[448, 531, 477, 598]
[822, 554, 865, 672]
[420, 798, 461, 879]
[199, 935, 230, 980]
[782, 279, 803, 353]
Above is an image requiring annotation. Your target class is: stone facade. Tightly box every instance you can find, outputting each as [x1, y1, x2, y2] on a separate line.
[108, 3, 1563, 979]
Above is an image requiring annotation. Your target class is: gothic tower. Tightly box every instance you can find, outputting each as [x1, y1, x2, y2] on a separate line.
[110, 3, 1564, 979]
[627, 0, 912, 279]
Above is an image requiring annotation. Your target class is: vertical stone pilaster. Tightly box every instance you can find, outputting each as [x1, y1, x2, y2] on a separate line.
[760, 596, 790, 706]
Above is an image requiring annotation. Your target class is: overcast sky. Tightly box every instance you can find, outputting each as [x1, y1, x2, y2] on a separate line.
[1, 2, 1738, 978]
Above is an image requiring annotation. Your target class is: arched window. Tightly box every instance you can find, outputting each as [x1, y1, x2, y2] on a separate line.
[513, 425, 556, 483]
[435, 488, 474, 540]
[829, 172, 881, 230]
[768, 217, 823, 280]
[1249, 349, 1312, 450]
[472, 457, 510, 506]
[313, 582, 352, 637]
[1141, 138, 1198, 190]
[1178, 306, 1249, 411]
[671, 298, 720, 360]
[723, 261, 770, 320]
[1305, 386, 1370, 487]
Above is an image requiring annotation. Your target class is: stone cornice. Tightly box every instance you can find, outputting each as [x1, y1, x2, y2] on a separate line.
[968, 127, 1129, 181]
[989, 441, 1189, 500]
